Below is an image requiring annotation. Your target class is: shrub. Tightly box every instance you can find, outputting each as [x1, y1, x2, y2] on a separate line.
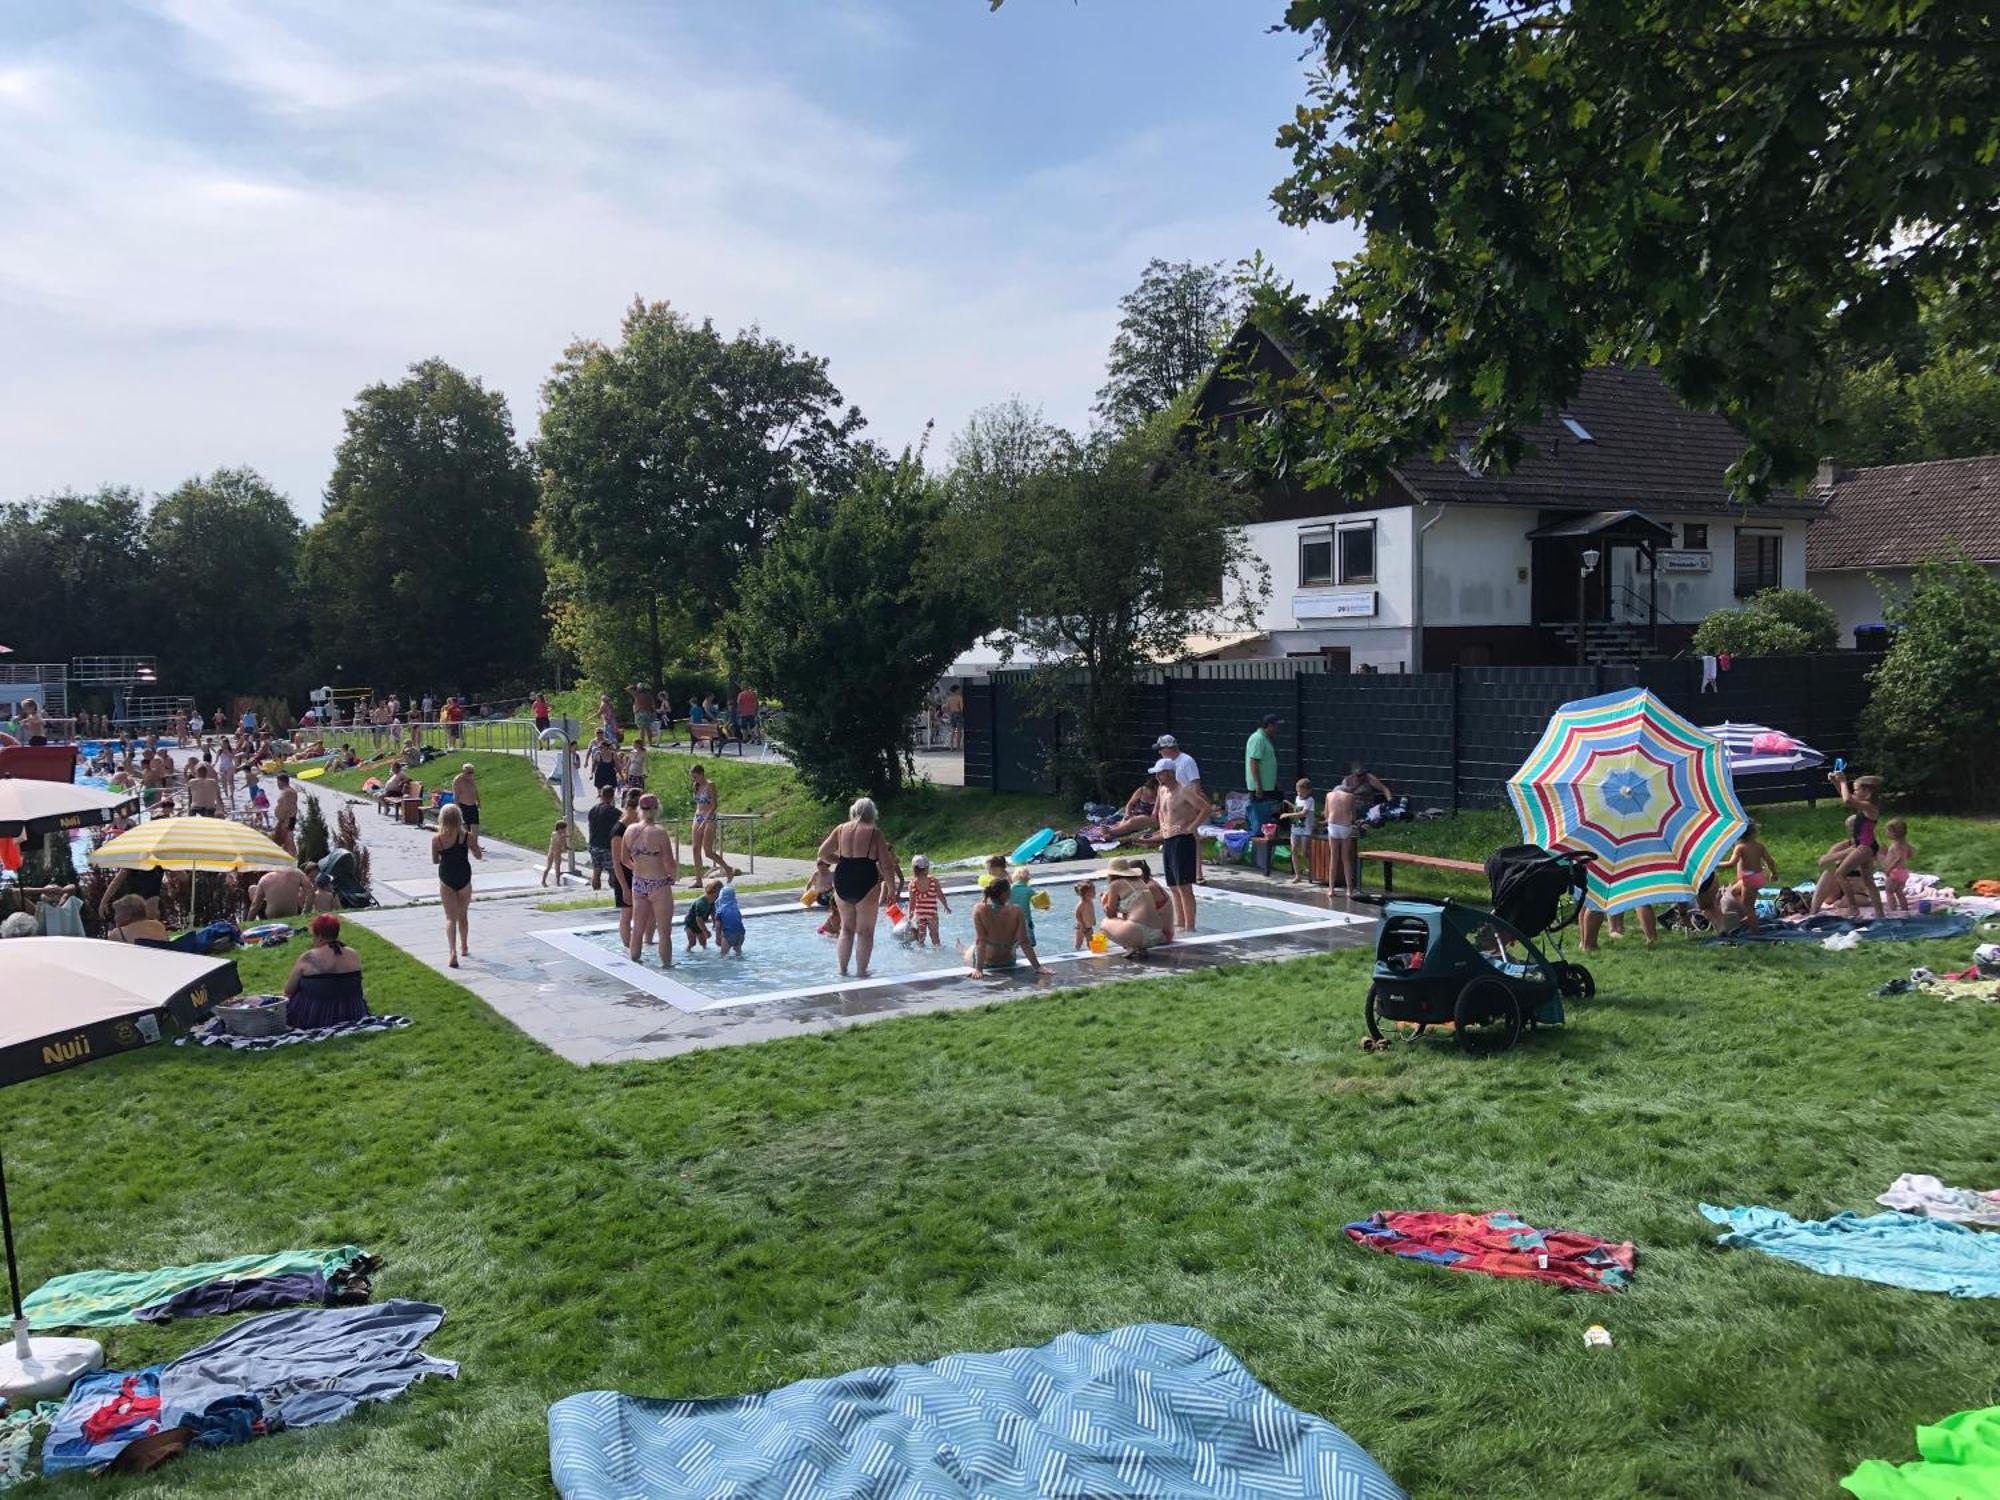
[1692, 588, 1839, 657]
[1862, 551, 2000, 809]
[297, 796, 331, 864]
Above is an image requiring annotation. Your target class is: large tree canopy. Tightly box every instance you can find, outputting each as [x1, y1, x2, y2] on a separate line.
[537, 300, 869, 683]
[1095, 258, 1242, 431]
[0, 486, 148, 669]
[143, 468, 303, 705]
[299, 359, 544, 694]
[1247, 0, 2000, 498]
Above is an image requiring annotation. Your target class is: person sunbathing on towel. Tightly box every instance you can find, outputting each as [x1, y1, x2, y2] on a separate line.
[1102, 782, 1160, 841]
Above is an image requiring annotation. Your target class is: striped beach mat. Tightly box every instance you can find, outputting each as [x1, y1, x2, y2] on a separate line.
[548, 1323, 1404, 1499]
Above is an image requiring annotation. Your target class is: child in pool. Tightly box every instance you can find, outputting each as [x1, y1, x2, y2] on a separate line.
[1879, 819, 1915, 913]
[684, 880, 717, 951]
[713, 878, 746, 958]
[1008, 864, 1039, 944]
[1073, 880, 1098, 949]
[541, 820, 570, 886]
[906, 854, 949, 946]
[803, 859, 842, 937]
[981, 853, 1007, 889]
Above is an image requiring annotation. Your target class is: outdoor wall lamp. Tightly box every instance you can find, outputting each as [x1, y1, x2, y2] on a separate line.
[1581, 547, 1601, 574]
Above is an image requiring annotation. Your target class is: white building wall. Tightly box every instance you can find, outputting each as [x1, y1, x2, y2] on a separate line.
[1810, 568, 1907, 645]
[1227, 505, 1416, 670]
[1421, 507, 1533, 625]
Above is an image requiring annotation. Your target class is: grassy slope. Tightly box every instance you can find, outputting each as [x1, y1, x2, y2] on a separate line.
[317, 751, 560, 853]
[20, 850, 2000, 1498]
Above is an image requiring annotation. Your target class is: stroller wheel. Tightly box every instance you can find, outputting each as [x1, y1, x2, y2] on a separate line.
[1363, 983, 1385, 1042]
[1454, 978, 1522, 1056]
[1558, 962, 1596, 1001]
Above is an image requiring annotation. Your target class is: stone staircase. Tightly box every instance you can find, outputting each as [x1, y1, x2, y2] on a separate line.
[1548, 620, 1655, 669]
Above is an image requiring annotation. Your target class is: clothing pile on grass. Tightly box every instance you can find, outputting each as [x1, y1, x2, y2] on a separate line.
[6, 1248, 454, 1485]
[1875, 942, 2000, 1000]
[548, 1323, 1406, 1500]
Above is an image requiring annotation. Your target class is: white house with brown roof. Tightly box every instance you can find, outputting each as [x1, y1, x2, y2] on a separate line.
[1805, 454, 2000, 645]
[1193, 326, 1822, 669]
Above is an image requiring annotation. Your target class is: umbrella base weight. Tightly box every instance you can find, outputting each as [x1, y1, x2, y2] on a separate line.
[0, 1329, 103, 1405]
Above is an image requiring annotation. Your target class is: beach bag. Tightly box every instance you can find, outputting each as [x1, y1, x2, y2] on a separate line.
[1041, 836, 1081, 863]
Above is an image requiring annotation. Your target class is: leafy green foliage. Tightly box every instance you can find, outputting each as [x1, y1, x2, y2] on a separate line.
[298, 360, 544, 694]
[0, 486, 149, 668]
[142, 469, 305, 705]
[537, 300, 870, 683]
[1830, 350, 2000, 467]
[736, 455, 988, 803]
[1250, 0, 2000, 498]
[296, 793, 330, 865]
[1692, 588, 1839, 658]
[946, 404, 1268, 798]
[1863, 552, 2000, 808]
[1095, 258, 1242, 431]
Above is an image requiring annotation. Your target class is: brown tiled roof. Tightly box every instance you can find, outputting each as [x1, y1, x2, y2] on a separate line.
[1805, 455, 2000, 570]
[1390, 366, 1816, 515]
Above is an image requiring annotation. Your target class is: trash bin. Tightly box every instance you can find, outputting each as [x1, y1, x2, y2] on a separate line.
[1854, 623, 1891, 651]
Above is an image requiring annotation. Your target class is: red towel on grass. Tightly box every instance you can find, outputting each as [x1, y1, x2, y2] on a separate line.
[1344, 1210, 1635, 1291]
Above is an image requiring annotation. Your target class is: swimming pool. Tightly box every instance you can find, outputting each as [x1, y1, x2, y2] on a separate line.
[531, 873, 1365, 1013]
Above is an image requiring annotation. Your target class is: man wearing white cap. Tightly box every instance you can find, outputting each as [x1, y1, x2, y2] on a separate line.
[1152, 733, 1205, 882]
[1151, 755, 1210, 933]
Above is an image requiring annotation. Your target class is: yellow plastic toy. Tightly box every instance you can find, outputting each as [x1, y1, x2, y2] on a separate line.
[1089, 930, 1109, 954]
[1030, 889, 1052, 912]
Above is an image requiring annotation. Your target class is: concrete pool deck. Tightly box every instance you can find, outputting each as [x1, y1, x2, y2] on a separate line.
[348, 873, 1379, 1065]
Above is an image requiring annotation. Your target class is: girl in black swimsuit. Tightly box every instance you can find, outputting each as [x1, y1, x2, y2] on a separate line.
[816, 797, 895, 980]
[432, 802, 479, 967]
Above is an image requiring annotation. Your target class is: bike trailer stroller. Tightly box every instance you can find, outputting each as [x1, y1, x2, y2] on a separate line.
[1361, 845, 1594, 1054]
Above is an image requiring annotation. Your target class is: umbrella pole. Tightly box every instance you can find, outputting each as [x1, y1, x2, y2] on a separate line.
[0, 1151, 28, 1357]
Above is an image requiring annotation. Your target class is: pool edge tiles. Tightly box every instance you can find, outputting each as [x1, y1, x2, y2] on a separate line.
[529, 878, 1370, 1015]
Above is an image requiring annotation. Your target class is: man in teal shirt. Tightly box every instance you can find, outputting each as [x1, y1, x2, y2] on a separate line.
[1244, 713, 1281, 849]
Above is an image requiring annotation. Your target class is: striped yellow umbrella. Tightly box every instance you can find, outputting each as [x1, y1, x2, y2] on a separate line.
[91, 817, 294, 873]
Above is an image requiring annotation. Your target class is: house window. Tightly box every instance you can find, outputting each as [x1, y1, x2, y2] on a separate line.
[1734, 529, 1782, 597]
[1298, 527, 1333, 587]
[1337, 521, 1377, 584]
[1681, 523, 1708, 550]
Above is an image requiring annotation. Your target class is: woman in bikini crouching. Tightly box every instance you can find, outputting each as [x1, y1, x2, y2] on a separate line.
[1097, 857, 1173, 958]
[816, 797, 900, 980]
[623, 794, 680, 967]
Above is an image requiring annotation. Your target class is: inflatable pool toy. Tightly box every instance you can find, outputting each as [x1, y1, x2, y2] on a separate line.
[1008, 827, 1056, 866]
[298, 766, 325, 781]
[242, 922, 292, 942]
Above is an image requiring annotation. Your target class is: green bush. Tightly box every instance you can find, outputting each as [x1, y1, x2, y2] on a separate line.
[297, 795, 331, 865]
[1863, 552, 2000, 809]
[1692, 588, 1839, 657]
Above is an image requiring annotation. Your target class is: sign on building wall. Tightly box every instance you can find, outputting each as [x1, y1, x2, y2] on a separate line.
[1660, 550, 1711, 572]
[1293, 589, 1379, 620]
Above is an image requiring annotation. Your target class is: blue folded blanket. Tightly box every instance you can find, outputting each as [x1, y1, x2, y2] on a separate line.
[1701, 1205, 2000, 1297]
[549, 1323, 1404, 1499]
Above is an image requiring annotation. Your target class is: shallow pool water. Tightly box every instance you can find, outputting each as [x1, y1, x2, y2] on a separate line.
[533, 873, 1344, 1011]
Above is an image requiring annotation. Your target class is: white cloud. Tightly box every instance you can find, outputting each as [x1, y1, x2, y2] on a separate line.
[0, 1, 1345, 512]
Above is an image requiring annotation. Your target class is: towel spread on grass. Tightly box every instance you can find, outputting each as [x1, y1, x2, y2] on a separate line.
[1842, 1405, 2000, 1498]
[1342, 1211, 1636, 1292]
[547, 1323, 1405, 1500]
[1877, 1174, 2000, 1229]
[43, 1301, 456, 1476]
[1700, 1205, 2000, 1297]
[1703, 912, 1975, 947]
[173, 1014, 411, 1050]
[23, 1246, 374, 1330]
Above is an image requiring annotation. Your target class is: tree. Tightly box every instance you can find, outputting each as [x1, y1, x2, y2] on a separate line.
[1095, 259, 1241, 431]
[298, 360, 544, 694]
[1831, 350, 2000, 466]
[1692, 588, 1839, 658]
[537, 300, 870, 685]
[1247, 1, 2000, 499]
[143, 468, 304, 704]
[735, 450, 988, 802]
[1863, 552, 2000, 808]
[947, 405, 1268, 798]
[0, 487, 148, 668]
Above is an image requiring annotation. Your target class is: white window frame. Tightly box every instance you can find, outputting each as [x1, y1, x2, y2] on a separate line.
[1336, 520, 1377, 585]
[1298, 526, 1334, 588]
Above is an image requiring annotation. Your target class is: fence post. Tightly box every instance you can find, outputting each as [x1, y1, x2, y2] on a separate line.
[1294, 670, 1307, 783]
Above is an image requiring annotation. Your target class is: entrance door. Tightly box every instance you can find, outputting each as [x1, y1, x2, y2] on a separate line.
[1531, 539, 1607, 624]
[1610, 544, 1648, 623]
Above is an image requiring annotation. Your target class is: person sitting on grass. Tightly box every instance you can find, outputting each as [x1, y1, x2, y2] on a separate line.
[105, 894, 169, 946]
[684, 880, 717, 951]
[541, 820, 570, 887]
[1809, 817, 1872, 918]
[282, 913, 369, 1028]
[1879, 819, 1915, 914]
[965, 877, 1043, 978]
[1825, 769, 1886, 920]
[1102, 783, 1159, 842]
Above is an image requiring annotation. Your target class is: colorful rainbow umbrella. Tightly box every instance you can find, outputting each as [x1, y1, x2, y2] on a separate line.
[1507, 689, 1747, 914]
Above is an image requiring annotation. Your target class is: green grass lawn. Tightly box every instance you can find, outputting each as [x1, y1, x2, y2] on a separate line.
[17, 843, 2000, 1496]
[316, 751, 561, 853]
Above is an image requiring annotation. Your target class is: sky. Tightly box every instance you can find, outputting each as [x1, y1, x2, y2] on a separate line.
[0, 0, 1348, 516]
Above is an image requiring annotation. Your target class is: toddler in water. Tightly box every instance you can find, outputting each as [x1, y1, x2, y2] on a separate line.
[804, 859, 842, 937]
[1008, 864, 1041, 944]
[713, 878, 746, 958]
[541, 820, 570, 886]
[684, 880, 717, 951]
[1880, 819, 1915, 913]
[1073, 880, 1098, 949]
[906, 854, 949, 946]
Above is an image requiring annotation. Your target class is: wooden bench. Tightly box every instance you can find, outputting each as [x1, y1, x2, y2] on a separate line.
[687, 722, 742, 756]
[1356, 848, 1486, 894]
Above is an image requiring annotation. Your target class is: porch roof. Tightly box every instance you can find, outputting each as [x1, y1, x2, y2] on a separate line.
[1526, 509, 1674, 544]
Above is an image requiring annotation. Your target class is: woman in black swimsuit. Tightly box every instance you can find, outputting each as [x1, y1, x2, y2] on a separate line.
[815, 797, 897, 980]
[432, 801, 480, 967]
